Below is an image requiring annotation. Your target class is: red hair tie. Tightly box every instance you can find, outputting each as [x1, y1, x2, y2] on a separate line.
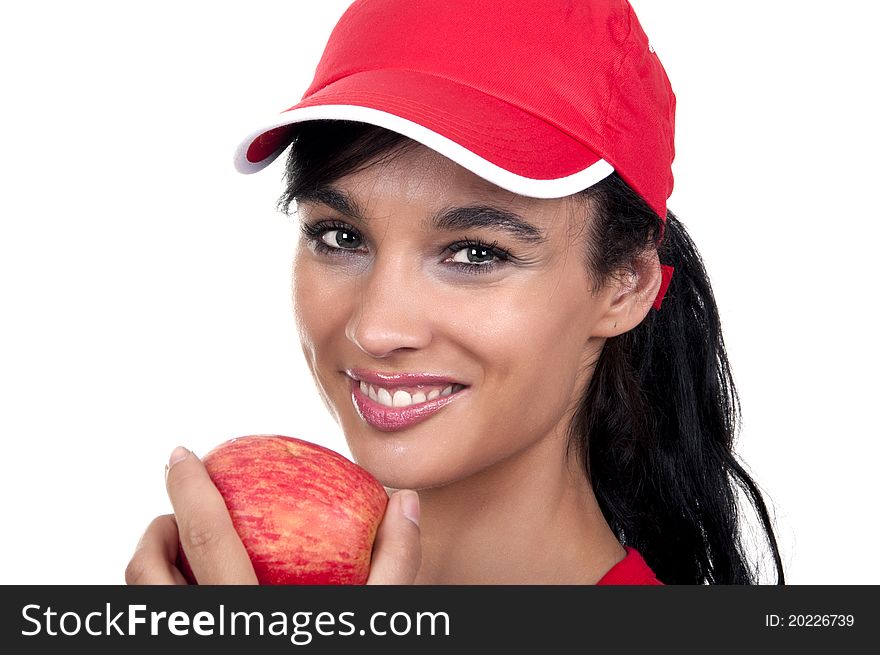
[652, 265, 675, 311]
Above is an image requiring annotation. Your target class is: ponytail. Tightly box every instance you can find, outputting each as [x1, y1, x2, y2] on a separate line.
[571, 173, 785, 584]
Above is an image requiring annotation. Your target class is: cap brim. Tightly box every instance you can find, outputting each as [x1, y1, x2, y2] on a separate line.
[233, 69, 613, 199]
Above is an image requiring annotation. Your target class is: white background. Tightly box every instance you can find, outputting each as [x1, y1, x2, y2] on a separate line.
[1, 1, 877, 584]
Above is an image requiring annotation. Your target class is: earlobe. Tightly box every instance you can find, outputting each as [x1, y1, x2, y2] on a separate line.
[592, 252, 663, 338]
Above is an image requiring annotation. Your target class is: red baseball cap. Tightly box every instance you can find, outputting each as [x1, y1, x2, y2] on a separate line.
[234, 0, 676, 307]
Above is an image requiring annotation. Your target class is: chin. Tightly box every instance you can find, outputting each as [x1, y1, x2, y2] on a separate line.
[347, 458, 434, 492]
[352, 447, 486, 493]
[337, 400, 490, 491]
[343, 442, 449, 492]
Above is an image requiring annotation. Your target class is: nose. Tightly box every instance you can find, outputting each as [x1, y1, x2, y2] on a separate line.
[345, 254, 433, 358]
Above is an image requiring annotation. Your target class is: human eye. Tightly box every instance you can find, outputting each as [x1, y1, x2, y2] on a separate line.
[300, 220, 366, 256]
[443, 238, 512, 275]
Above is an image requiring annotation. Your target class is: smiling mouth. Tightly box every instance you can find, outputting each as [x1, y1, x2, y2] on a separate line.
[357, 380, 467, 408]
[348, 377, 469, 432]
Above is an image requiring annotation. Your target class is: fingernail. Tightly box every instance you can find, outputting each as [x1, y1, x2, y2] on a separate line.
[399, 490, 420, 528]
[167, 446, 189, 471]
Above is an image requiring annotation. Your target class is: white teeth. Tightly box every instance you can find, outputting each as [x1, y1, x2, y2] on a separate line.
[377, 388, 393, 407]
[392, 390, 412, 407]
[359, 380, 464, 407]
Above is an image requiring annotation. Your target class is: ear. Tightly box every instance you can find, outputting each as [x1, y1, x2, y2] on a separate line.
[591, 250, 663, 338]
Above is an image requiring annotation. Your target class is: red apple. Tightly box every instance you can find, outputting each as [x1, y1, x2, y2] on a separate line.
[178, 434, 388, 585]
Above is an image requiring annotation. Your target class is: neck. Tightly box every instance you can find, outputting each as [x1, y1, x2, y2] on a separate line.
[409, 432, 625, 585]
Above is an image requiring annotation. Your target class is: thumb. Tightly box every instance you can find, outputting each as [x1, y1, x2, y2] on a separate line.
[366, 490, 421, 585]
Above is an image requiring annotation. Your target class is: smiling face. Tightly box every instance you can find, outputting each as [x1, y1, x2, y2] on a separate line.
[292, 142, 615, 491]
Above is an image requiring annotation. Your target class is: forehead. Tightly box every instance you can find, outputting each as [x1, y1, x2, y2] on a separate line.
[332, 142, 583, 235]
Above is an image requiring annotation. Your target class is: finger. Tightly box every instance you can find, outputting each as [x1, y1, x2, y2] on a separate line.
[366, 490, 421, 585]
[125, 515, 188, 585]
[165, 446, 258, 585]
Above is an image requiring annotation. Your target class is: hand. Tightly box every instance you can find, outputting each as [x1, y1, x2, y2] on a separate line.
[125, 447, 422, 585]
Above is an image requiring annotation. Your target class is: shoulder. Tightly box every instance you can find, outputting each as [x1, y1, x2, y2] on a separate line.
[596, 546, 664, 585]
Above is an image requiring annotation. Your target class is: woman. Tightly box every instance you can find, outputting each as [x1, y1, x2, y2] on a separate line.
[127, 0, 784, 585]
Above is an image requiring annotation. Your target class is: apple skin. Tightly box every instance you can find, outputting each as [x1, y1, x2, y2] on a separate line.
[178, 434, 388, 585]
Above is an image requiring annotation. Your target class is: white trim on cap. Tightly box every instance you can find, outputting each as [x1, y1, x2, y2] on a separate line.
[233, 104, 614, 199]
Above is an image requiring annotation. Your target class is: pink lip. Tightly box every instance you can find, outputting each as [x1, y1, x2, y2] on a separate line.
[348, 377, 468, 432]
[346, 368, 464, 387]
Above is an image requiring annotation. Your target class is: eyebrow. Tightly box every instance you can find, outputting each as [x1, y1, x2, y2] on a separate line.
[296, 186, 546, 244]
[296, 187, 364, 220]
[432, 205, 546, 244]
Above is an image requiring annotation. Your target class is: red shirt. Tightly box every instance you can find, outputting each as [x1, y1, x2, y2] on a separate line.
[596, 547, 664, 585]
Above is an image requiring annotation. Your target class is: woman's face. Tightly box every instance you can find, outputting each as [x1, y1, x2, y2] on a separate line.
[292, 143, 612, 491]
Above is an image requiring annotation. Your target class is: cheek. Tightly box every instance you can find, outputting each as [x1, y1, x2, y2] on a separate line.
[467, 278, 594, 371]
[292, 254, 351, 363]
[461, 277, 598, 424]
